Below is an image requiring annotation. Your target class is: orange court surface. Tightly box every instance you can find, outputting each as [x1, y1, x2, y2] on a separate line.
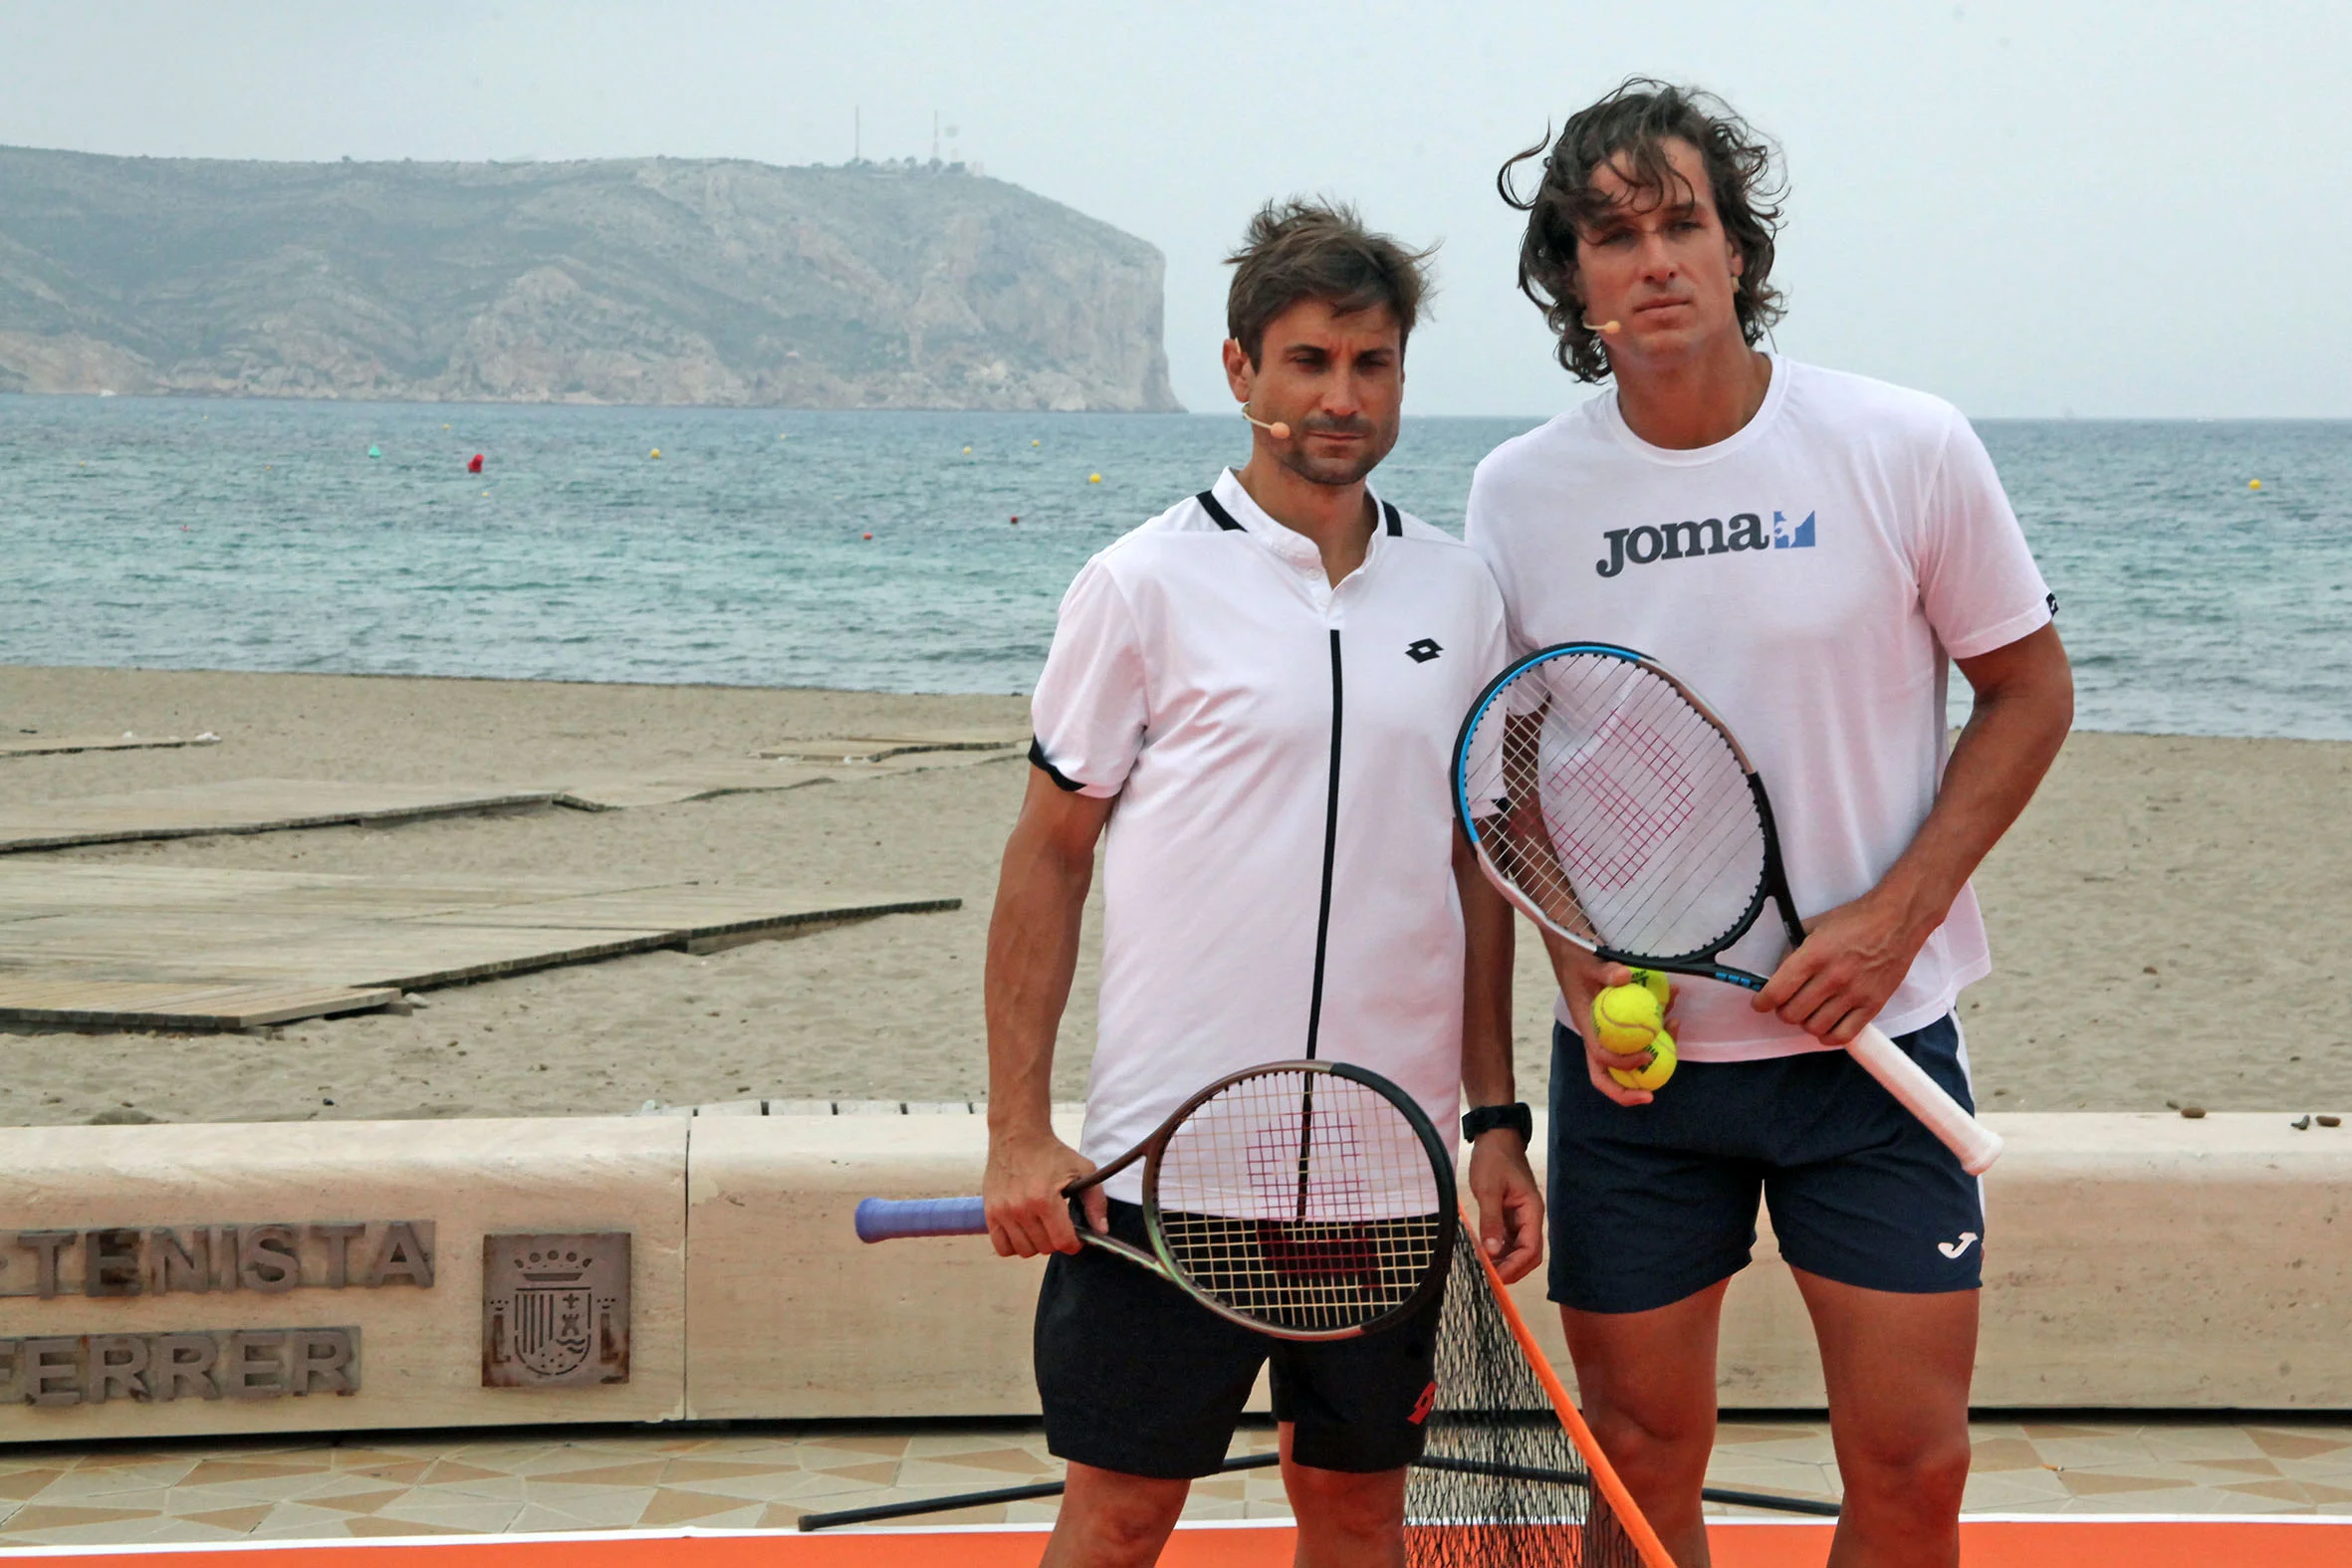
[3, 1519, 2351, 1567]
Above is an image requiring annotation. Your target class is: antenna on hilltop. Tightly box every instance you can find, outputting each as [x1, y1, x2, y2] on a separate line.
[853, 107, 861, 162]
[932, 111, 940, 162]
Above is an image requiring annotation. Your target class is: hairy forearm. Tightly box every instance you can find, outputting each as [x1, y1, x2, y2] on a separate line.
[1457, 835, 1518, 1109]
[984, 815, 1098, 1139]
[1876, 628, 2073, 940]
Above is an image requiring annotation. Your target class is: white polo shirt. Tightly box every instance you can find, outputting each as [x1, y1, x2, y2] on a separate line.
[1466, 357, 2053, 1061]
[1032, 468, 1512, 1201]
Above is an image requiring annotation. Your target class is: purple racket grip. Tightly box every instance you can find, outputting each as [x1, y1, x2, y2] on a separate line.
[854, 1195, 989, 1242]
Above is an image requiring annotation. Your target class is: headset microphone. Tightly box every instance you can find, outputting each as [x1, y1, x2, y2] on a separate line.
[1583, 319, 1621, 335]
[1242, 409, 1293, 440]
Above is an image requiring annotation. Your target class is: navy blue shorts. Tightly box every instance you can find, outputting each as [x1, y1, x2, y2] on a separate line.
[1035, 1199, 1441, 1479]
[1548, 1013, 1985, 1314]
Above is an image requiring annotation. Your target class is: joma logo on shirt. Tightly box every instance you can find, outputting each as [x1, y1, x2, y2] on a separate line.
[1595, 510, 1816, 577]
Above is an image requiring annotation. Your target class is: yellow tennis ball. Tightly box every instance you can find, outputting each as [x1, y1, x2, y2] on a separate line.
[1609, 1029, 1678, 1091]
[1631, 968, 1672, 1010]
[1591, 983, 1663, 1054]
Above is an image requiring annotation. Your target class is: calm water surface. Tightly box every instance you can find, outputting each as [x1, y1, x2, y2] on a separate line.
[2, 397, 2345, 740]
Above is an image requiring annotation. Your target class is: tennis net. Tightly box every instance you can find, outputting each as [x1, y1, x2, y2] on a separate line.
[1405, 1219, 1673, 1568]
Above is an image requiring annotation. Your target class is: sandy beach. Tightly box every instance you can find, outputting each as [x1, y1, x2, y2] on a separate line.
[2, 663, 2347, 1127]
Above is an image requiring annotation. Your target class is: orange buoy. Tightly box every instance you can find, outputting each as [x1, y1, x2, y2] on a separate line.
[468, 454, 485, 474]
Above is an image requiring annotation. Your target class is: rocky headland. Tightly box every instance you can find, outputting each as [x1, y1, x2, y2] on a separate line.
[0, 147, 1179, 411]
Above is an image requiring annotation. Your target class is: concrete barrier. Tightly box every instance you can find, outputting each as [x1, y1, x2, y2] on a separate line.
[0, 1118, 686, 1439]
[684, 1109, 1063, 1419]
[1707, 1112, 2352, 1408]
[1, 1109, 2345, 1443]
[680, 1109, 2352, 1416]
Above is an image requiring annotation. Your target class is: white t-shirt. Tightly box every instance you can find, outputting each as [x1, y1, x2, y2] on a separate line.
[1033, 468, 1512, 1201]
[1465, 357, 2052, 1061]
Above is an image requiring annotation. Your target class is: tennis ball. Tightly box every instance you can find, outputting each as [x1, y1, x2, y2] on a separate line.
[1609, 1030, 1678, 1092]
[1631, 968, 1672, 1010]
[1590, 983, 1664, 1055]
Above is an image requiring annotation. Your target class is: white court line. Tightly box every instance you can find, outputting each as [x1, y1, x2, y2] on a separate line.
[1, 1512, 2346, 1555]
[1690, 1513, 2352, 1527]
[0, 1519, 1293, 1557]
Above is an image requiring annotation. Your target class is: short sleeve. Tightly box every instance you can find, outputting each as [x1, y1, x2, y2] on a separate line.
[1917, 414, 2054, 661]
[1463, 465, 1537, 662]
[1028, 557, 1147, 797]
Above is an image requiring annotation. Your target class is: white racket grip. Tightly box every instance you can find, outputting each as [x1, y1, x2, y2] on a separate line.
[1847, 1023, 2003, 1174]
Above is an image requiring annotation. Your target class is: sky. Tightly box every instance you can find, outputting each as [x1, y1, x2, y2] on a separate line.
[3, 1, 2344, 420]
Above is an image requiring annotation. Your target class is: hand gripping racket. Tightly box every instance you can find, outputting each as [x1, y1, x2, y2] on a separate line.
[1454, 642, 2002, 1175]
[855, 1060, 1457, 1339]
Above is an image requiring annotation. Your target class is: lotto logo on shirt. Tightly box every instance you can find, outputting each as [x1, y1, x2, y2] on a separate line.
[1595, 509, 1816, 577]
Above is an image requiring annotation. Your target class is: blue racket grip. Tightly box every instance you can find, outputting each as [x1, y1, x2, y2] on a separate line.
[854, 1195, 989, 1242]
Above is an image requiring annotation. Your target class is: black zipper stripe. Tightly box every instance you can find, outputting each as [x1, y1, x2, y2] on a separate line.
[1302, 628, 1343, 1059]
[1195, 490, 1245, 532]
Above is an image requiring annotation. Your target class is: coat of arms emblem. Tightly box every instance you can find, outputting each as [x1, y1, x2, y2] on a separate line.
[482, 1232, 629, 1388]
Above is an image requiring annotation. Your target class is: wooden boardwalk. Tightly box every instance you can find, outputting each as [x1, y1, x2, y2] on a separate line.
[0, 779, 562, 854]
[0, 864, 958, 1030]
[0, 745, 1025, 847]
[757, 727, 1030, 765]
[0, 732, 219, 759]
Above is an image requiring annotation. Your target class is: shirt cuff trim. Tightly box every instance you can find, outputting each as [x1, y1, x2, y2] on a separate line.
[1943, 599, 2054, 662]
[1029, 738, 1085, 793]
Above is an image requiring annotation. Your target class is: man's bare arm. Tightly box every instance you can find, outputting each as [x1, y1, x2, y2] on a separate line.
[983, 769, 1115, 1256]
[1457, 828, 1545, 1281]
[1757, 621, 2074, 1041]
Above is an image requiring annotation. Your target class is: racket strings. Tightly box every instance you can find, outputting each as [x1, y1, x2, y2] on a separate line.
[1538, 676, 1720, 888]
[1531, 699, 1759, 952]
[1154, 1070, 1446, 1335]
[1541, 705, 1757, 949]
[1469, 653, 1766, 960]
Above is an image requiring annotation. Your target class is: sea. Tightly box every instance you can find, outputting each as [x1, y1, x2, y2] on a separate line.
[2, 395, 2346, 741]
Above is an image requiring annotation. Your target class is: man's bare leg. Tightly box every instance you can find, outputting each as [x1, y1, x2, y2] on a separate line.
[1792, 1270, 1976, 1568]
[1040, 1462, 1188, 1568]
[1561, 1278, 1731, 1568]
[1278, 1422, 1407, 1568]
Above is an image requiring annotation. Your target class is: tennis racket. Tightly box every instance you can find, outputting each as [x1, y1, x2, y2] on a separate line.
[854, 1059, 1457, 1340]
[1453, 642, 2002, 1175]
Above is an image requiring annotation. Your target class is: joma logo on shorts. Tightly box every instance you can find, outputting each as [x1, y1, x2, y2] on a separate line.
[1595, 510, 1816, 577]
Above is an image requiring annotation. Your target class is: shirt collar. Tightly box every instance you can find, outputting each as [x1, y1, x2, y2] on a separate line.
[1209, 468, 1391, 568]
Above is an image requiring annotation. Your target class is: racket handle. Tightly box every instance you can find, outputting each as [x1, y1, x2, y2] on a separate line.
[854, 1196, 988, 1241]
[1848, 1023, 2003, 1174]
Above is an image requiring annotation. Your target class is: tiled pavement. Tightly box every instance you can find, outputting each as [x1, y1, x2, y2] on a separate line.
[0, 1417, 2348, 1550]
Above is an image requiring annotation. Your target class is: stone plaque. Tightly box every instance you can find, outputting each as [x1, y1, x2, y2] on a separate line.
[2, 1327, 359, 1406]
[481, 1233, 628, 1388]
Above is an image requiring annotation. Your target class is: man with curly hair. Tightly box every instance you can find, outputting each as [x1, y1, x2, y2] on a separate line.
[1463, 81, 2074, 1566]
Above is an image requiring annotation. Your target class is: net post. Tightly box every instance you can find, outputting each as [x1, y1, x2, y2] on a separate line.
[1457, 1204, 1681, 1568]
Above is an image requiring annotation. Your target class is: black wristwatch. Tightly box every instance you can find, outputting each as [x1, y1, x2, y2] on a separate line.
[1461, 1102, 1533, 1143]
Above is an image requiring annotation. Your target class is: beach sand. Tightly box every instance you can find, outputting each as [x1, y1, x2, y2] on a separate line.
[2, 664, 2347, 1127]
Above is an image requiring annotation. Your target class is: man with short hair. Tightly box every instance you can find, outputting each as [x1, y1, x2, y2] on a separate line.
[984, 199, 1541, 1567]
[1465, 82, 2074, 1567]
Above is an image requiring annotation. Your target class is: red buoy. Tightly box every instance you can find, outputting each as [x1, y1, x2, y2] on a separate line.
[467, 454, 485, 474]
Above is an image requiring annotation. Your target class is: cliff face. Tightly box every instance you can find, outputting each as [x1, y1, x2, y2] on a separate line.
[0, 147, 1181, 411]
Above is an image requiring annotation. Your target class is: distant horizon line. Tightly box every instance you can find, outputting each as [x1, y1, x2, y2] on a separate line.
[0, 390, 2344, 425]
